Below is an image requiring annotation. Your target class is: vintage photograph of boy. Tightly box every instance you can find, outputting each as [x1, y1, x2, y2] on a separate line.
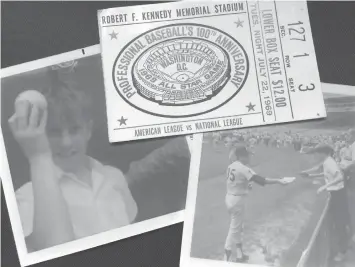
[190, 85, 354, 267]
[1, 56, 190, 252]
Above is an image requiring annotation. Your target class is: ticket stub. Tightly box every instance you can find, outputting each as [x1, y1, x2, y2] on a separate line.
[98, 0, 326, 143]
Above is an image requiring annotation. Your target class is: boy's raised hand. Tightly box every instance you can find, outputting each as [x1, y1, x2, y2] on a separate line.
[8, 100, 51, 160]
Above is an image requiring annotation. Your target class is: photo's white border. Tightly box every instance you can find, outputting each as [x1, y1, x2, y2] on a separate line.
[180, 82, 355, 267]
[0, 45, 190, 266]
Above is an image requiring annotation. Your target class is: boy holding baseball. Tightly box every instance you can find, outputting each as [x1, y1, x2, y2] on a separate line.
[10, 80, 137, 251]
[301, 144, 351, 262]
[224, 144, 293, 262]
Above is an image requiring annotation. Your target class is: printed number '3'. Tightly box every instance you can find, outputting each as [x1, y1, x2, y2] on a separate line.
[299, 83, 315, 92]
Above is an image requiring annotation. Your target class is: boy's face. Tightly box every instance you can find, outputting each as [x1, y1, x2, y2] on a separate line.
[47, 120, 93, 172]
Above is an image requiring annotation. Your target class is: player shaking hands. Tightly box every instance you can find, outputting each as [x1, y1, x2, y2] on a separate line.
[224, 144, 295, 263]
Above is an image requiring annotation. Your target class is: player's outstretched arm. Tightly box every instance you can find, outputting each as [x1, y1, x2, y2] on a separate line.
[249, 175, 289, 186]
[265, 177, 289, 185]
[308, 172, 324, 178]
[10, 100, 74, 250]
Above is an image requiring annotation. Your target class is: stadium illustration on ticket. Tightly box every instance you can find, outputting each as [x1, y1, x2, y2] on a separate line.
[132, 37, 231, 106]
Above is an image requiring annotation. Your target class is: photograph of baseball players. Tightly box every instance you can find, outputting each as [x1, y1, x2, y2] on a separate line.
[1, 55, 190, 252]
[190, 84, 355, 267]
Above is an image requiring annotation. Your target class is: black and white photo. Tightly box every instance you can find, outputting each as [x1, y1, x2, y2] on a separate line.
[181, 83, 355, 267]
[0, 46, 191, 266]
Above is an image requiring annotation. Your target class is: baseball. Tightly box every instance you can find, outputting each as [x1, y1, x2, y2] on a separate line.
[15, 90, 47, 110]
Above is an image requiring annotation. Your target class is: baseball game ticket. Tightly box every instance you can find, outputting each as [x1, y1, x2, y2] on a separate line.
[98, 0, 326, 143]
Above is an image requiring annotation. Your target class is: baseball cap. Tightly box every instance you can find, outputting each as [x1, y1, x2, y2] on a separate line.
[305, 143, 334, 155]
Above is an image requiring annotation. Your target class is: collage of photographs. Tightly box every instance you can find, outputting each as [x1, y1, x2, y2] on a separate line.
[1, 1, 354, 267]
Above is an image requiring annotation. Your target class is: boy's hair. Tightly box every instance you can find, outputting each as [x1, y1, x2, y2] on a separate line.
[43, 78, 93, 130]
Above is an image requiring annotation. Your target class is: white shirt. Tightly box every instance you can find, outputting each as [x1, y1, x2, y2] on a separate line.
[16, 158, 134, 239]
[323, 156, 344, 191]
[226, 161, 255, 196]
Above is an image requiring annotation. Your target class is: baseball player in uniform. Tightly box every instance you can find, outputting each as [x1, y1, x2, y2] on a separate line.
[224, 145, 294, 262]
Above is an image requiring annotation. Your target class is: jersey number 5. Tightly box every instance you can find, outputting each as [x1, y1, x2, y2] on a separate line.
[227, 168, 236, 181]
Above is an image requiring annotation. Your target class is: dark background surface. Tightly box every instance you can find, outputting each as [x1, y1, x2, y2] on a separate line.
[1, 1, 355, 267]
